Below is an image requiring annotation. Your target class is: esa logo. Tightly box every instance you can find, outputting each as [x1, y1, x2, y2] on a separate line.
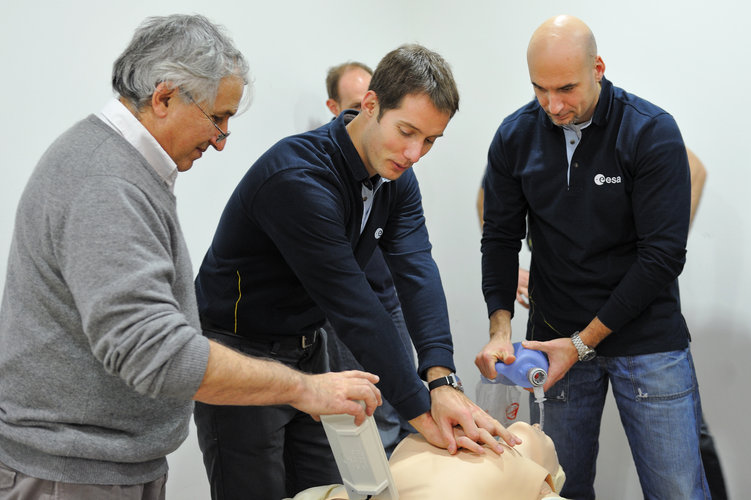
[594, 173, 622, 185]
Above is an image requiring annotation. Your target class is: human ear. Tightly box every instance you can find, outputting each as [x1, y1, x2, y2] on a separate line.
[151, 82, 178, 118]
[326, 98, 340, 116]
[361, 90, 379, 117]
[594, 55, 606, 82]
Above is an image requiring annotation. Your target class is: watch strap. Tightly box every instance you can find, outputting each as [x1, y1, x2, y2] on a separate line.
[571, 331, 596, 361]
[428, 373, 463, 392]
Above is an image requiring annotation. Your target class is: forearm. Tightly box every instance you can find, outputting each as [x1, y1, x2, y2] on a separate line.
[576, 316, 612, 348]
[488, 308, 513, 342]
[194, 340, 305, 406]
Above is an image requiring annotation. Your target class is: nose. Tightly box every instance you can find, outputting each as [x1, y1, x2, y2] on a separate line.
[404, 139, 422, 164]
[548, 93, 564, 114]
[210, 135, 227, 151]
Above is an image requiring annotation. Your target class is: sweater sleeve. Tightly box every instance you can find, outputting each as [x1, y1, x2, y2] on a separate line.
[596, 113, 690, 331]
[377, 170, 456, 381]
[481, 127, 528, 317]
[59, 176, 209, 401]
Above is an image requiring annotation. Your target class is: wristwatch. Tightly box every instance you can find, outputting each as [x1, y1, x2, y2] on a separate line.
[428, 373, 464, 393]
[571, 331, 596, 362]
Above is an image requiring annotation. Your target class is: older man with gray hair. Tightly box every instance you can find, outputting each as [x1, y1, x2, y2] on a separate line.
[0, 14, 380, 500]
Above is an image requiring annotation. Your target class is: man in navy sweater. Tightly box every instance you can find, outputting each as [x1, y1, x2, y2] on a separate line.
[323, 60, 417, 457]
[476, 15, 709, 499]
[194, 44, 515, 499]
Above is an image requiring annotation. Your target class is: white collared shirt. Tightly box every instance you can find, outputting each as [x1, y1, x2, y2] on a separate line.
[97, 98, 178, 192]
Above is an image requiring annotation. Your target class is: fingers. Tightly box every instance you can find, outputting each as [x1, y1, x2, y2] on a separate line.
[342, 369, 380, 385]
[454, 434, 486, 454]
[516, 292, 530, 309]
[475, 346, 515, 379]
[437, 412, 459, 454]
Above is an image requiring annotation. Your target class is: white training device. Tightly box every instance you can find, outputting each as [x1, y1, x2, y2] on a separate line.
[320, 402, 399, 500]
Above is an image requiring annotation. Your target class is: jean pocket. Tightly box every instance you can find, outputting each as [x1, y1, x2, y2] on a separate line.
[625, 349, 696, 401]
[545, 374, 570, 403]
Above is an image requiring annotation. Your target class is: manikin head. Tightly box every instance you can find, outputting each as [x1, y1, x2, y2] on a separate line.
[345, 44, 459, 181]
[325, 62, 373, 115]
[527, 14, 605, 127]
[112, 14, 250, 171]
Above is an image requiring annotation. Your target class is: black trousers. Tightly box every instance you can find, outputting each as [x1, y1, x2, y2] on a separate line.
[194, 327, 339, 500]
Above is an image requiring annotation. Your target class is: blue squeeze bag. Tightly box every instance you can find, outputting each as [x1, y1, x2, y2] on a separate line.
[494, 342, 549, 388]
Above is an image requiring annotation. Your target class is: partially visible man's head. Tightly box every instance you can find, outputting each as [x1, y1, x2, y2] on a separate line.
[369, 44, 459, 120]
[111, 14, 250, 171]
[326, 62, 373, 115]
[526, 15, 605, 126]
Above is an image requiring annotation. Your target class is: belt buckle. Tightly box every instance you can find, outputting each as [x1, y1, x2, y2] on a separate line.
[301, 332, 314, 349]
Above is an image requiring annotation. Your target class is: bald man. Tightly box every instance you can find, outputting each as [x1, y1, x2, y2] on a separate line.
[477, 15, 709, 499]
[325, 62, 372, 114]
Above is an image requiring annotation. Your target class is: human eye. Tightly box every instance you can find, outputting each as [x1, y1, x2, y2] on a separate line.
[399, 127, 412, 137]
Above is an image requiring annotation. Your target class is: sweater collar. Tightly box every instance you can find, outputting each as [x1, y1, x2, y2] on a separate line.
[330, 110, 371, 183]
[539, 76, 614, 131]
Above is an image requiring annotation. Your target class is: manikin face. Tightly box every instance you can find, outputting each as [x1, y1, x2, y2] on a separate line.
[156, 76, 244, 171]
[353, 91, 450, 181]
[329, 67, 372, 114]
[507, 421, 559, 476]
[528, 44, 605, 126]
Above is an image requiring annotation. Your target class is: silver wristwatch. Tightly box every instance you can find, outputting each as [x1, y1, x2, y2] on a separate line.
[571, 331, 596, 362]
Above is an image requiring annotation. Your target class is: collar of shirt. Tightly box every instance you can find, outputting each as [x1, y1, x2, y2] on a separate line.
[360, 175, 390, 234]
[539, 77, 613, 132]
[97, 98, 178, 192]
[331, 110, 371, 183]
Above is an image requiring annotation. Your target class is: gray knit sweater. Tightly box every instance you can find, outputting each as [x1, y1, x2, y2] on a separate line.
[0, 115, 210, 484]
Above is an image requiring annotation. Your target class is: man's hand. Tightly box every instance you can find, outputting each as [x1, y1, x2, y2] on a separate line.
[475, 309, 515, 380]
[516, 267, 530, 309]
[409, 387, 521, 455]
[521, 338, 578, 391]
[522, 317, 611, 391]
[291, 370, 382, 425]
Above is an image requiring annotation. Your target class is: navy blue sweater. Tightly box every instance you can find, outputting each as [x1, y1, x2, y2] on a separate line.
[196, 111, 454, 419]
[482, 78, 691, 356]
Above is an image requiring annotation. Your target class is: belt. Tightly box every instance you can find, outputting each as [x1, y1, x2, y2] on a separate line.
[201, 319, 323, 351]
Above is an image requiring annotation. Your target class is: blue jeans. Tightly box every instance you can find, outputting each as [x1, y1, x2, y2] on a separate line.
[530, 348, 710, 500]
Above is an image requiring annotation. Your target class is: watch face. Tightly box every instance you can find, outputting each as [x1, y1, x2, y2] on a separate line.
[451, 375, 464, 392]
[581, 350, 596, 362]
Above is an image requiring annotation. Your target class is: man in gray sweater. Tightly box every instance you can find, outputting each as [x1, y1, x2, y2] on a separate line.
[0, 14, 381, 500]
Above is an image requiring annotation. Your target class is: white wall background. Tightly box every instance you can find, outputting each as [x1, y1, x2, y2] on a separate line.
[1, 1, 747, 498]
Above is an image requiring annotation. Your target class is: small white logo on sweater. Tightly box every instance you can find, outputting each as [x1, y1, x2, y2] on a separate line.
[594, 174, 622, 185]
[374, 228, 383, 239]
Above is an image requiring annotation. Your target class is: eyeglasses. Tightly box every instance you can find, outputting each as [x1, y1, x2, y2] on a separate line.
[186, 93, 230, 142]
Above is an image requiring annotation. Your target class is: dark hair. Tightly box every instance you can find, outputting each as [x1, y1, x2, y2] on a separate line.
[325, 61, 373, 102]
[369, 44, 459, 119]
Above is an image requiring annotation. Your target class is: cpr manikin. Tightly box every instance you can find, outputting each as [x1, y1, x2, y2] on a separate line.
[288, 421, 566, 500]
